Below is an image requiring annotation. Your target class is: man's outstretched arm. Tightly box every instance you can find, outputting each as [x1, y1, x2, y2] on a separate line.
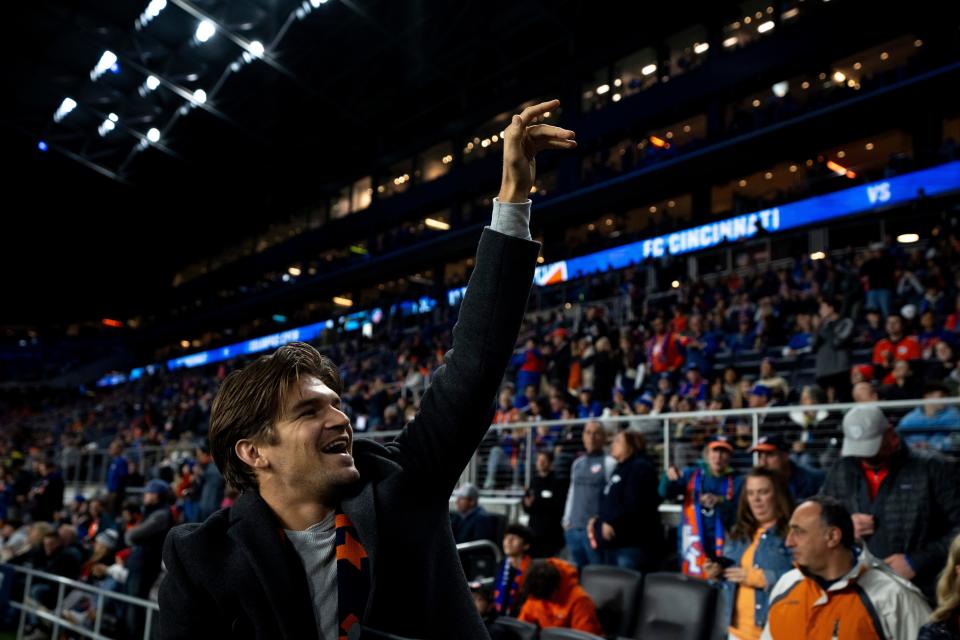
[389, 99, 576, 496]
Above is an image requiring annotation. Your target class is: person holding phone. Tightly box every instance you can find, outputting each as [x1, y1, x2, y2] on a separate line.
[705, 467, 794, 640]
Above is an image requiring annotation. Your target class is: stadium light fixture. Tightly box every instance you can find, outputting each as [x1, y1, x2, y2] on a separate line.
[333, 296, 353, 307]
[53, 97, 77, 122]
[147, 128, 161, 143]
[897, 233, 919, 244]
[90, 51, 117, 81]
[810, 251, 826, 260]
[195, 19, 216, 43]
[694, 42, 709, 54]
[641, 64, 657, 76]
[757, 20, 775, 33]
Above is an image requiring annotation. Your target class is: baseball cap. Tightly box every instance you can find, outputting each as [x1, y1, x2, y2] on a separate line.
[706, 435, 734, 452]
[453, 483, 479, 500]
[749, 434, 789, 453]
[841, 405, 889, 458]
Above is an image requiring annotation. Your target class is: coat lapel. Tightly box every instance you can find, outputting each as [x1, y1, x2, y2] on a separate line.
[340, 476, 379, 619]
[229, 491, 318, 640]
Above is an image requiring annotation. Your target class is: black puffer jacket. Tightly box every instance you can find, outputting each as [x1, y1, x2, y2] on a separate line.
[820, 445, 960, 598]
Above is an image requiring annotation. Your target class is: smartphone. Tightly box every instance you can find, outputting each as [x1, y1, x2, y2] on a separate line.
[711, 555, 736, 569]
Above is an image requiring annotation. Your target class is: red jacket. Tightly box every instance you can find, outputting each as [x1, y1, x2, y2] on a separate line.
[517, 559, 603, 635]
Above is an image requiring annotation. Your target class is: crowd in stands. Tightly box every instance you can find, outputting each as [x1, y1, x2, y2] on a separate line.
[3, 209, 960, 636]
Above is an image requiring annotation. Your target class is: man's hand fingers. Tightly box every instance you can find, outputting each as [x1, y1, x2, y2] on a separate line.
[518, 99, 560, 127]
[527, 124, 576, 141]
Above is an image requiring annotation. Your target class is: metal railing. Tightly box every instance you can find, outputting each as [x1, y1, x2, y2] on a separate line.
[467, 396, 960, 495]
[62, 444, 197, 491]
[2, 563, 159, 640]
[65, 398, 959, 510]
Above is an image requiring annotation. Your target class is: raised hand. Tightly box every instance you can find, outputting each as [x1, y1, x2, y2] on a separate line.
[499, 99, 576, 203]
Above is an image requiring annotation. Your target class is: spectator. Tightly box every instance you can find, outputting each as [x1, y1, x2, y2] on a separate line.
[748, 384, 773, 409]
[561, 421, 616, 569]
[763, 496, 931, 639]
[677, 363, 708, 406]
[522, 450, 566, 557]
[919, 534, 960, 640]
[757, 358, 790, 401]
[920, 310, 951, 360]
[517, 558, 604, 635]
[852, 380, 879, 403]
[493, 524, 533, 617]
[751, 435, 825, 500]
[788, 385, 834, 468]
[708, 467, 794, 640]
[125, 479, 175, 606]
[470, 582, 512, 640]
[646, 315, 685, 377]
[194, 443, 226, 522]
[897, 382, 960, 453]
[546, 329, 572, 393]
[880, 359, 920, 400]
[105, 439, 129, 515]
[575, 388, 603, 419]
[861, 241, 896, 318]
[812, 296, 854, 402]
[451, 483, 498, 545]
[682, 314, 720, 376]
[660, 436, 743, 579]
[21, 531, 83, 638]
[858, 308, 886, 347]
[872, 313, 922, 377]
[511, 338, 545, 404]
[28, 459, 64, 523]
[588, 430, 664, 572]
[820, 405, 960, 599]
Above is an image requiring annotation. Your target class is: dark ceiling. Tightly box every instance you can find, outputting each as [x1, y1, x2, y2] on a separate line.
[2, 0, 738, 326]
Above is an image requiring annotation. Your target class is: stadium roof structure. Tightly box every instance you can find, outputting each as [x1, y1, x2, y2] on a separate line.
[4, 0, 730, 325]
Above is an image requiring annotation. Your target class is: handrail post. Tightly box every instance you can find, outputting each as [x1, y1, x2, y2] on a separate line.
[52, 580, 66, 638]
[17, 572, 33, 638]
[662, 417, 671, 474]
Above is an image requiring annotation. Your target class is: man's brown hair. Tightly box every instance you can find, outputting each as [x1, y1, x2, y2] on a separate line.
[208, 342, 341, 493]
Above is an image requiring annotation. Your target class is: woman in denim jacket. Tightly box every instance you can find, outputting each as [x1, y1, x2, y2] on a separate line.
[704, 467, 794, 640]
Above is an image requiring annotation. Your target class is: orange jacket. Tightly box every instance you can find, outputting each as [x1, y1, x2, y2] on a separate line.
[517, 558, 603, 635]
[762, 547, 930, 640]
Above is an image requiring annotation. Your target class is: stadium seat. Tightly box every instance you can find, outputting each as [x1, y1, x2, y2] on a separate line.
[579, 565, 643, 637]
[491, 616, 539, 640]
[630, 572, 718, 640]
[540, 628, 605, 640]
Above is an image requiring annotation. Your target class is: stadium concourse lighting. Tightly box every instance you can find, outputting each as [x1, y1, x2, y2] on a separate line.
[53, 97, 77, 123]
[757, 20, 775, 33]
[425, 218, 450, 231]
[897, 233, 920, 244]
[288, 266, 302, 276]
[136, 0, 167, 30]
[772, 81, 789, 98]
[90, 51, 117, 81]
[641, 63, 657, 76]
[333, 296, 353, 307]
[810, 251, 826, 260]
[146, 128, 161, 143]
[195, 19, 216, 43]
[98, 117, 117, 137]
[693, 42, 709, 54]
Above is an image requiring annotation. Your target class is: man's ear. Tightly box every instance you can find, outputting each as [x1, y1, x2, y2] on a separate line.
[825, 525, 843, 549]
[236, 439, 269, 471]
